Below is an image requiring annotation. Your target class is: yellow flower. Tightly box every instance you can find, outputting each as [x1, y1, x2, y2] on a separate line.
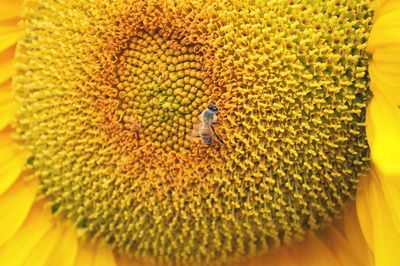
[0, 0, 399, 265]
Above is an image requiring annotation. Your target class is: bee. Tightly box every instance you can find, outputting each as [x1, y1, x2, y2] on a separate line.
[191, 103, 224, 146]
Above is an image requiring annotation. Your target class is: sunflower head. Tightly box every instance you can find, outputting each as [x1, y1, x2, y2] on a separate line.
[12, 0, 372, 265]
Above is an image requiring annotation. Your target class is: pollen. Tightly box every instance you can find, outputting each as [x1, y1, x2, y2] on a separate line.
[14, 0, 372, 265]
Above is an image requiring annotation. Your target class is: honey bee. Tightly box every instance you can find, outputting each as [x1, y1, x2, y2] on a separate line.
[191, 103, 224, 146]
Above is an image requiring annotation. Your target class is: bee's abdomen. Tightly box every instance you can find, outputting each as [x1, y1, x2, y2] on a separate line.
[200, 132, 213, 146]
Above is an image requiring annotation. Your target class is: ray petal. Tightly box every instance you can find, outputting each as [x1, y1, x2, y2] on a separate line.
[73, 241, 96, 266]
[250, 248, 298, 266]
[371, 0, 400, 25]
[74, 240, 117, 266]
[0, 98, 15, 130]
[93, 241, 117, 266]
[0, 1, 23, 21]
[342, 203, 373, 266]
[116, 254, 151, 266]
[0, 201, 54, 265]
[0, 176, 37, 247]
[0, 27, 19, 53]
[368, 0, 400, 105]
[23, 225, 64, 266]
[0, 128, 27, 196]
[366, 91, 400, 179]
[16, 221, 78, 266]
[355, 176, 374, 251]
[320, 224, 368, 266]
[0, 81, 16, 130]
[44, 225, 78, 266]
[0, 46, 14, 84]
[367, 0, 400, 179]
[369, 63, 400, 105]
[379, 180, 400, 234]
[356, 171, 400, 266]
[287, 233, 341, 266]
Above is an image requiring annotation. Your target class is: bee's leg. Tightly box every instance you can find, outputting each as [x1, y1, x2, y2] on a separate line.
[211, 125, 225, 145]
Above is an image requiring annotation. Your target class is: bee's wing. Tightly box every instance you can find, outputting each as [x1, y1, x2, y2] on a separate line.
[188, 122, 201, 138]
[188, 114, 204, 140]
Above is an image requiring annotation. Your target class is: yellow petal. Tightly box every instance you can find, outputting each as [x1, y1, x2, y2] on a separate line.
[372, 47, 400, 64]
[0, 1, 22, 21]
[0, 27, 19, 53]
[320, 224, 367, 266]
[74, 240, 116, 266]
[0, 126, 17, 149]
[0, 45, 14, 84]
[379, 178, 400, 235]
[366, 90, 400, 179]
[24, 223, 78, 266]
[44, 225, 78, 266]
[251, 248, 297, 266]
[93, 242, 117, 266]
[355, 176, 374, 251]
[116, 254, 150, 266]
[23, 225, 64, 266]
[0, 158, 24, 197]
[368, 10, 400, 51]
[74, 241, 95, 266]
[0, 79, 10, 92]
[0, 81, 16, 130]
[287, 233, 340, 266]
[369, 62, 400, 105]
[0, 97, 15, 130]
[368, 0, 400, 105]
[0, 127, 27, 196]
[0, 176, 37, 247]
[0, 201, 54, 265]
[357, 171, 400, 266]
[343, 203, 373, 266]
[372, 0, 400, 24]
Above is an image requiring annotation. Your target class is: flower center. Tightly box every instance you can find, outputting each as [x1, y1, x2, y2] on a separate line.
[14, 0, 372, 265]
[114, 31, 210, 151]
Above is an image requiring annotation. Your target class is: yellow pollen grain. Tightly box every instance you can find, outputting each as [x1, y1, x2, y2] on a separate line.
[14, 0, 372, 265]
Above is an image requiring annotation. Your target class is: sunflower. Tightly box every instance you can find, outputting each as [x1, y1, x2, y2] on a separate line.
[0, 0, 399, 265]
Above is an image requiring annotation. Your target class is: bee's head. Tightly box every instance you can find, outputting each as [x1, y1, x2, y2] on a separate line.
[207, 103, 219, 113]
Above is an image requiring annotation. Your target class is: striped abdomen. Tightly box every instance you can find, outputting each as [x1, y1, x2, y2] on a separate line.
[199, 126, 213, 146]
